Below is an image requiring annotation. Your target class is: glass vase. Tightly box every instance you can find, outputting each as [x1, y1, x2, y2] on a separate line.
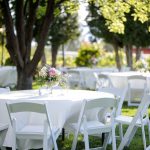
[47, 82, 59, 94]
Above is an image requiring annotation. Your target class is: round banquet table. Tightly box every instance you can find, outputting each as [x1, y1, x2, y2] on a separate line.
[0, 89, 114, 149]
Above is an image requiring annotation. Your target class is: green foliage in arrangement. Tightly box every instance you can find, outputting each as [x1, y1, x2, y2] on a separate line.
[75, 43, 103, 67]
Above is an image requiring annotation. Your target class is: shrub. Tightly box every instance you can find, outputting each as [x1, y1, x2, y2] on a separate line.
[98, 52, 116, 67]
[57, 56, 76, 67]
[146, 57, 150, 70]
[134, 59, 149, 72]
[75, 43, 104, 67]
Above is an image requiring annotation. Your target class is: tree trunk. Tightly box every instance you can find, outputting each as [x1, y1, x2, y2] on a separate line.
[113, 44, 121, 71]
[17, 67, 33, 90]
[51, 44, 59, 67]
[125, 44, 133, 70]
[136, 47, 141, 61]
[62, 45, 65, 67]
[41, 52, 46, 66]
[1, 0, 66, 90]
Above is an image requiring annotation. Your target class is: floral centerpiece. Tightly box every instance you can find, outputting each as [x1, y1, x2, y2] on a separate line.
[38, 64, 68, 92]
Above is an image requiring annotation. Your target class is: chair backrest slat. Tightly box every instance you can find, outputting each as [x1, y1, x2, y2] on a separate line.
[128, 75, 146, 80]
[7, 102, 46, 114]
[99, 87, 128, 115]
[85, 98, 118, 111]
[94, 72, 113, 89]
[127, 75, 147, 106]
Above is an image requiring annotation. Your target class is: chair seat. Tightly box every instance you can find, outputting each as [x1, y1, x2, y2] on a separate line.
[0, 123, 9, 131]
[16, 125, 59, 139]
[115, 115, 148, 126]
[71, 121, 112, 134]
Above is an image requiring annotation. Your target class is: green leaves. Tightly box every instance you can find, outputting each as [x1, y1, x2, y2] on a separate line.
[95, 0, 150, 34]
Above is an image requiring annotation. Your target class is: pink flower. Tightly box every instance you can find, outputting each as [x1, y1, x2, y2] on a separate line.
[49, 68, 56, 76]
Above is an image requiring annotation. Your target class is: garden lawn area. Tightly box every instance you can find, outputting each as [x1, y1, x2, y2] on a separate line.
[57, 103, 149, 150]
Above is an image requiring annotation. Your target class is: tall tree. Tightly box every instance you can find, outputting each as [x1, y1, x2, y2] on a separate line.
[87, 1, 150, 69]
[0, 0, 78, 90]
[49, 13, 79, 67]
[34, 3, 79, 67]
[87, 2, 123, 70]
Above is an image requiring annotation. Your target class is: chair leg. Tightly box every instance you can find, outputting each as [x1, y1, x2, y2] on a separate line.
[43, 121, 48, 150]
[0, 147, 7, 150]
[12, 119, 16, 150]
[83, 131, 90, 150]
[141, 124, 147, 150]
[48, 138, 53, 150]
[147, 121, 150, 143]
[103, 133, 110, 150]
[112, 128, 116, 150]
[119, 123, 123, 141]
[126, 126, 138, 147]
[12, 138, 16, 150]
[71, 132, 78, 150]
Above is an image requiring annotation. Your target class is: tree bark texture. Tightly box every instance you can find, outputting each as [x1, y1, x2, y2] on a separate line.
[125, 44, 133, 70]
[17, 67, 33, 90]
[113, 44, 121, 71]
[136, 47, 141, 61]
[51, 44, 59, 67]
[41, 52, 46, 66]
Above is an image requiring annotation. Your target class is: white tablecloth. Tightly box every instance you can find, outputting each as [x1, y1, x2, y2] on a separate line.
[0, 66, 17, 87]
[0, 89, 113, 148]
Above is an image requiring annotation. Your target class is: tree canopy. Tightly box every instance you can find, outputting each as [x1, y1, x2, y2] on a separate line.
[87, 0, 150, 69]
[92, 0, 150, 34]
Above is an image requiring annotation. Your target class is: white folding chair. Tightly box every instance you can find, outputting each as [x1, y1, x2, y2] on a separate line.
[115, 93, 150, 150]
[98, 86, 128, 140]
[94, 72, 113, 90]
[98, 86, 128, 116]
[6, 101, 60, 150]
[70, 97, 118, 150]
[127, 75, 147, 106]
[0, 123, 9, 150]
[67, 70, 84, 89]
